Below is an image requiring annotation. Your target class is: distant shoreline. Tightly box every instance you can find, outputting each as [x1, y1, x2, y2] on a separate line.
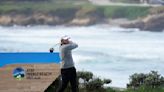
[0, 3, 164, 31]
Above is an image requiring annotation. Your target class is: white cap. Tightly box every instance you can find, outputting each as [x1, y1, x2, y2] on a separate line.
[61, 35, 70, 40]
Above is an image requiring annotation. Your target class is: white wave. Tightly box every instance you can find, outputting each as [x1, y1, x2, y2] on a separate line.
[74, 54, 95, 63]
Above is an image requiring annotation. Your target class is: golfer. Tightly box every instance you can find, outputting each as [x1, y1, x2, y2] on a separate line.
[58, 36, 78, 92]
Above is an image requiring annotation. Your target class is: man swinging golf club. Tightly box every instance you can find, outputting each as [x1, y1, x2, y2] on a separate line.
[51, 36, 78, 92]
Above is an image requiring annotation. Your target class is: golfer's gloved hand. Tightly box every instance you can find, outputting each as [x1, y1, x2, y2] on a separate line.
[49, 48, 54, 53]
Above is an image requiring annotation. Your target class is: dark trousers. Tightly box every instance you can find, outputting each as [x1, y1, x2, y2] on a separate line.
[58, 67, 78, 92]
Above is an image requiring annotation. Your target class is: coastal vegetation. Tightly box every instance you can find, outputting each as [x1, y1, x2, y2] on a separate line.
[45, 71, 164, 92]
[0, 0, 163, 31]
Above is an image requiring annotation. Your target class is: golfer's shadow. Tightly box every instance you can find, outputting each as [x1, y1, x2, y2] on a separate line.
[45, 75, 61, 92]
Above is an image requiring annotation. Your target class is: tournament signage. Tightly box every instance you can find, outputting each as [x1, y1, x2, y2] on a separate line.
[0, 52, 61, 92]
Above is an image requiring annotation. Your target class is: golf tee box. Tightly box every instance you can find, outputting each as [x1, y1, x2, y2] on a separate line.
[0, 52, 61, 92]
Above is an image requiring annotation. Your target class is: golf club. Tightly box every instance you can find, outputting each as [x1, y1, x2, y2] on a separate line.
[49, 43, 60, 53]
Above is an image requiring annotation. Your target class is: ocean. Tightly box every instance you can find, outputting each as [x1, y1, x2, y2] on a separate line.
[0, 25, 164, 88]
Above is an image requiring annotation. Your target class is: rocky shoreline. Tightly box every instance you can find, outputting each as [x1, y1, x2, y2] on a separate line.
[0, 8, 163, 31]
[0, 7, 102, 26]
[120, 13, 164, 32]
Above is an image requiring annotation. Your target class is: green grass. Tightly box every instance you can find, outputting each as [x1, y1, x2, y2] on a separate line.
[0, 1, 76, 13]
[77, 5, 151, 19]
[74, 4, 151, 19]
[0, 0, 89, 12]
[100, 6, 150, 19]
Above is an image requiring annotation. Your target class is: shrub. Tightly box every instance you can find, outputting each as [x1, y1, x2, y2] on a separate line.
[127, 71, 164, 88]
[86, 78, 104, 91]
[77, 71, 111, 92]
[77, 71, 93, 82]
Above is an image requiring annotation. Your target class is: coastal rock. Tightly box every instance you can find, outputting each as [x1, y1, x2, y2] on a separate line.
[0, 15, 12, 26]
[32, 13, 55, 25]
[120, 19, 145, 30]
[70, 17, 97, 26]
[0, 7, 163, 31]
[120, 13, 164, 31]
[69, 7, 103, 26]
[0, 7, 116, 27]
[143, 13, 164, 31]
[0, 13, 71, 26]
[12, 15, 32, 25]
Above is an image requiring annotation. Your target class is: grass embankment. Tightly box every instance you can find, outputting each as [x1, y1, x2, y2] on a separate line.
[81, 4, 151, 19]
[0, 2, 76, 13]
[0, 0, 89, 12]
[0, 1, 151, 20]
[101, 6, 150, 19]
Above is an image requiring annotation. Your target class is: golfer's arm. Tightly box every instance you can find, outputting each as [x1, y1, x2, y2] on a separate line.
[64, 42, 78, 50]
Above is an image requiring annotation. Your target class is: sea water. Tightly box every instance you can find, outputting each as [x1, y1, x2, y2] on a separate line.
[0, 25, 164, 88]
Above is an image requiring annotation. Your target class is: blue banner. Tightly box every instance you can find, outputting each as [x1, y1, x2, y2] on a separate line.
[0, 52, 61, 67]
